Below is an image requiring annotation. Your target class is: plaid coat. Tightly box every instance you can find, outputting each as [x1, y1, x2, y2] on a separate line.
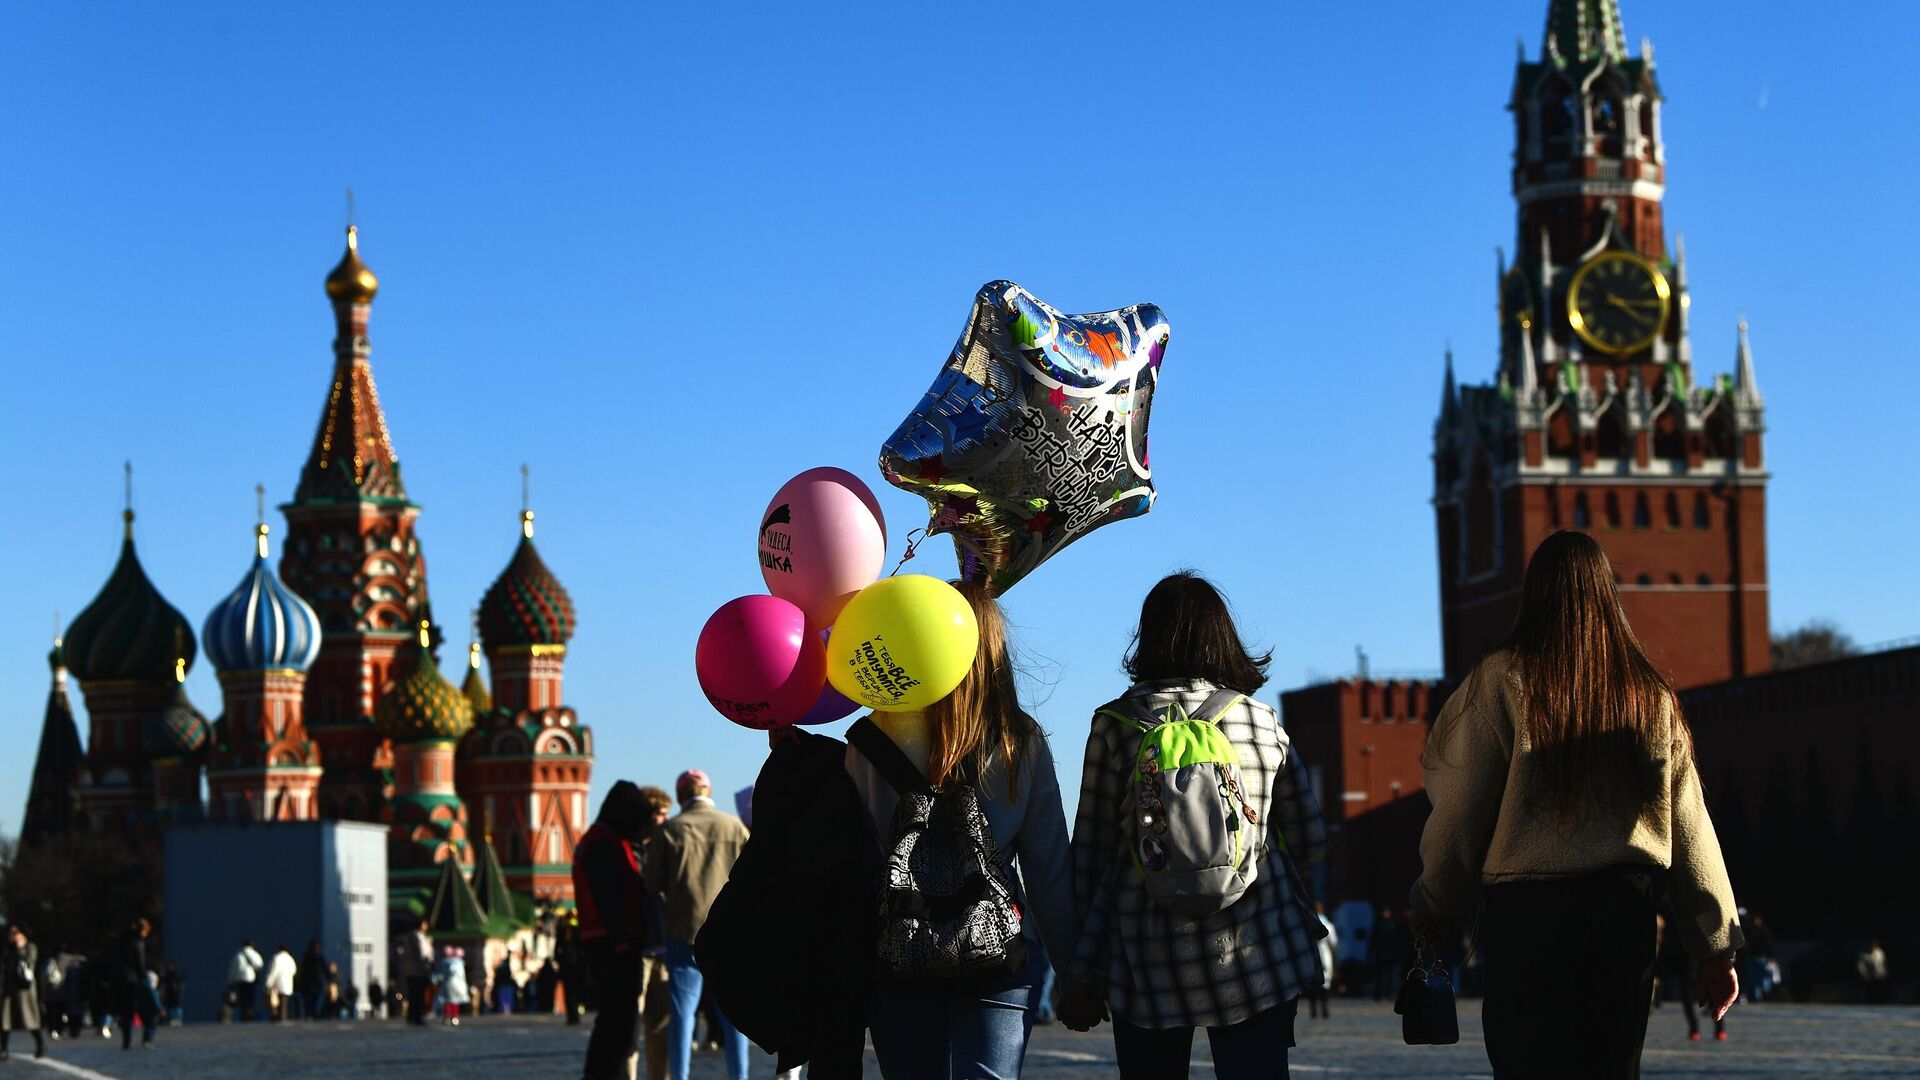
[1069, 680, 1328, 1029]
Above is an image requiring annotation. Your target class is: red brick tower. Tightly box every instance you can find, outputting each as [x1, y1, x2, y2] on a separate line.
[460, 498, 593, 903]
[281, 226, 436, 820]
[1435, 0, 1769, 689]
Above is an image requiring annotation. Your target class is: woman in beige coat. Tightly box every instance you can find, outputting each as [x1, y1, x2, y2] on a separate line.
[1412, 530, 1741, 1078]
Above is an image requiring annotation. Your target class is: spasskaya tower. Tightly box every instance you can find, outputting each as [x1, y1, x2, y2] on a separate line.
[1433, 0, 1770, 689]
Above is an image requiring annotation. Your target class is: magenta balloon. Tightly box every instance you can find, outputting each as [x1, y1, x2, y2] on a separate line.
[694, 595, 827, 729]
[759, 468, 888, 628]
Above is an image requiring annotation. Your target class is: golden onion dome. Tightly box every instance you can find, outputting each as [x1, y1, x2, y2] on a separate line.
[374, 622, 473, 743]
[325, 225, 380, 304]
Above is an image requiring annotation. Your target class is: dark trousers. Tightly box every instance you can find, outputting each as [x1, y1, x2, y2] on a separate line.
[0, 1027, 48, 1057]
[1112, 999, 1297, 1079]
[1482, 867, 1657, 1079]
[583, 942, 641, 1080]
[404, 976, 429, 1025]
[120, 997, 158, 1048]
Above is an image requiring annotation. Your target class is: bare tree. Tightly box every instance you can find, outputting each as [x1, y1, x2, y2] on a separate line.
[1771, 620, 1858, 672]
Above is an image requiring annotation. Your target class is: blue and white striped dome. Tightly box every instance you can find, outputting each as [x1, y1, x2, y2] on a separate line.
[203, 526, 323, 673]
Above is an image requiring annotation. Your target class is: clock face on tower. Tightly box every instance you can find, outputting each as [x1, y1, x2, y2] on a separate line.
[1567, 251, 1671, 356]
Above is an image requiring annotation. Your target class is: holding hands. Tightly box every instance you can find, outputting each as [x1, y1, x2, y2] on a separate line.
[1053, 973, 1109, 1033]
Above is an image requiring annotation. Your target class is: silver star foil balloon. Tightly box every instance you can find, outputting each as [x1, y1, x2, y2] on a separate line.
[880, 280, 1168, 594]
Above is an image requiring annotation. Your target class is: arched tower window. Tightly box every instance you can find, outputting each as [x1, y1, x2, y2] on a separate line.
[1604, 491, 1621, 528]
[1537, 78, 1577, 153]
[1633, 493, 1652, 529]
[1693, 492, 1711, 529]
[1664, 492, 1682, 529]
[1573, 492, 1592, 528]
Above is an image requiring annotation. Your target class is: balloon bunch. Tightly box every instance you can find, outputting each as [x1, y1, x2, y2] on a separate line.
[695, 468, 981, 729]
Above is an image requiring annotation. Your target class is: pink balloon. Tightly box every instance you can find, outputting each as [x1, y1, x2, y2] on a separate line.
[759, 468, 888, 628]
[695, 596, 826, 729]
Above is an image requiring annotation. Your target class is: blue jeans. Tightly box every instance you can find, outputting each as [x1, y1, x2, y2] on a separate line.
[664, 938, 748, 1080]
[868, 968, 1038, 1080]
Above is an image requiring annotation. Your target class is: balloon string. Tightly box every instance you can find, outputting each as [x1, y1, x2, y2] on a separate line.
[890, 528, 927, 577]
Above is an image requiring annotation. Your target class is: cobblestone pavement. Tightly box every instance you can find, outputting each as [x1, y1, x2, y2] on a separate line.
[12, 1002, 1918, 1078]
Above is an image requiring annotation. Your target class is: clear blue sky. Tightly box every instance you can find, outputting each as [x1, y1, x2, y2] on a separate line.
[3, 0, 1915, 830]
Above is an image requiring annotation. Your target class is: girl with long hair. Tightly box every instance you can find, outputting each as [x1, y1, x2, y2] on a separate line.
[844, 581, 1077, 1079]
[1064, 572, 1330, 1079]
[1412, 530, 1742, 1077]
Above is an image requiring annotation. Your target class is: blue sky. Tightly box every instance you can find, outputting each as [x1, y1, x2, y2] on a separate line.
[3, 0, 1915, 829]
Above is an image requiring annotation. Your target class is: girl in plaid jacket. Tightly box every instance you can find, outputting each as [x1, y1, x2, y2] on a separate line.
[1065, 572, 1329, 1079]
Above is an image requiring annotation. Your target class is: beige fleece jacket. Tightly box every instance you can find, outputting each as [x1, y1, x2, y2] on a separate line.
[1411, 651, 1743, 961]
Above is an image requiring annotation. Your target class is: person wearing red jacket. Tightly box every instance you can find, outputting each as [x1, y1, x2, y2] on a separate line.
[574, 781, 661, 1080]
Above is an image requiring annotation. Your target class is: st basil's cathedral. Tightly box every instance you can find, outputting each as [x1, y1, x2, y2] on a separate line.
[22, 227, 594, 928]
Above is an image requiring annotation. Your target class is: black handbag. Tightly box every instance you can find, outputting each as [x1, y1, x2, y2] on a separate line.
[1394, 945, 1459, 1045]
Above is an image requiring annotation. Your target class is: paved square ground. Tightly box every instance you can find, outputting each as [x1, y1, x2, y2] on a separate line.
[11, 1002, 1917, 1078]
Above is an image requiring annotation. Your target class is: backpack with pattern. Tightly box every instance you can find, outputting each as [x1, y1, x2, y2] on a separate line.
[848, 717, 1027, 996]
[1099, 689, 1267, 917]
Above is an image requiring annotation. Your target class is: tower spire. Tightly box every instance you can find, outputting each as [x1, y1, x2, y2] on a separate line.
[1440, 346, 1458, 418]
[1735, 317, 1762, 403]
[1518, 315, 1540, 398]
[123, 461, 134, 538]
[1544, 0, 1627, 66]
[520, 463, 535, 539]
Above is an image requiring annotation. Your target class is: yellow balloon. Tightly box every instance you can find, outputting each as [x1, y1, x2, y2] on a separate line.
[826, 575, 979, 712]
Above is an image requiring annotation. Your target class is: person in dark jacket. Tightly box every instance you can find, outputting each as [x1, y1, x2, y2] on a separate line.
[2, 924, 47, 1060]
[572, 780, 660, 1080]
[299, 939, 329, 1021]
[159, 963, 184, 1025]
[118, 919, 158, 1050]
[696, 728, 878, 1080]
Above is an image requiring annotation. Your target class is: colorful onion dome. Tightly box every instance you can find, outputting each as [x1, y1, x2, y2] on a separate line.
[325, 225, 379, 304]
[64, 512, 197, 683]
[375, 622, 474, 743]
[478, 511, 576, 650]
[460, 643, 492, 715]
[203, 524, 324, 673]
[145, 675, 211, 760]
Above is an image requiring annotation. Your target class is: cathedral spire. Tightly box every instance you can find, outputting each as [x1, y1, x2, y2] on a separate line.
[20, 629, 85, 846]
[1439, 347, 1457, 418]
[295, 225, 406, 504]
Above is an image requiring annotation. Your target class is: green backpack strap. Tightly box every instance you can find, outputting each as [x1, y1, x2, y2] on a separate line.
[1097, 697, 1165, 732]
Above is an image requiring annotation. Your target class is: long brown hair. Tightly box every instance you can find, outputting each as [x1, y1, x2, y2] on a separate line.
[1497, 530, 1684, 825]
[924, 581, 1035, 800]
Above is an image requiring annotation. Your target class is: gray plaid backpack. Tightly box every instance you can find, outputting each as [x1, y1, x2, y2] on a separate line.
[1098, 689, 1266, 917]
[848, 717, 1028, 995]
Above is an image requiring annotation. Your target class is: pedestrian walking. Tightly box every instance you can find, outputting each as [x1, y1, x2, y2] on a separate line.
[36, 949, 67, 1040]
[695, 723, 878, 1080]
[1309, 903, 1338, 1019]
[1066, 571, 1330, 1079]
[574, 780, 663, 1079]
[60, 956, 86, 1038]
[401, 920, 433, 1026]
[1411, 530, 1743, 1079]
[300, 939, 330, 1020]
[227, 940, 263, 1022]
[264, 946, 297, 1021]
[645, 770, 750, 1080]
[159, 963, 184, 1025]
[433, 948, 470, 1026]
[1369, 908, 1403, 1001]
[1858, 941, 1890, 1004]
[843, 580, 1077, 1080]
[367, 975, 385, 1019]
[633, 786, 674, 1080]
[2, 923, 48, 1061]
[117, 920, 158, 1051]
[1743, 912, 1777, 1001]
